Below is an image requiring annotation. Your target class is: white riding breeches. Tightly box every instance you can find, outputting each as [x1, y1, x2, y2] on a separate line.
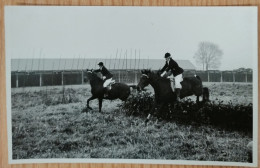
[175, 74, 183, 89]
[103, 78, 112, 87]
[167, 74, 183, 89]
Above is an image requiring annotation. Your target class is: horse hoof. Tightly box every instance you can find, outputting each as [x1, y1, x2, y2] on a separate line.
[87, 106, 93, 110]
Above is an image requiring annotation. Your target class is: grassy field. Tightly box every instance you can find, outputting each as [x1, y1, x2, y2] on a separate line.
[11, 82, 253, 162]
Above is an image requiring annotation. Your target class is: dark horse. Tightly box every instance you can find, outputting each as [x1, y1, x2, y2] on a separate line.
[83, 70, 132, 112]
[137, 69, 209, 121]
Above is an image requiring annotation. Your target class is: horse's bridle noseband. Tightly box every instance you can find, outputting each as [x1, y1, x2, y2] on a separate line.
[142, 74, 149, 78]
[86, 69, 93, 73]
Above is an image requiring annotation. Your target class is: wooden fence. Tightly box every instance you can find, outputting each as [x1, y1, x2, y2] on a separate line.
[11, 70, 253, 88]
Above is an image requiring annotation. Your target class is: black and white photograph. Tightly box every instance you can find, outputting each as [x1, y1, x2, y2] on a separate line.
[5, 6, 258, 166]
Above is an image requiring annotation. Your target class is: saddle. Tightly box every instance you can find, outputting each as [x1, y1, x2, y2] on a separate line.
[107, 80, 116, 90]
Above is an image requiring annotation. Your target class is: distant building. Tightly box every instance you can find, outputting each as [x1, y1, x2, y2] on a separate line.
[10, 59, 252, 88]
[10, 59, 197, 87]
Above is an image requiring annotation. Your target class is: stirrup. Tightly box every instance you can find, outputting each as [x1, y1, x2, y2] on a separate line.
[107, 85, 112, 90]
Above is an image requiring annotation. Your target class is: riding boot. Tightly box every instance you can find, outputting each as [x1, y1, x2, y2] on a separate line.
[103, 87, 109, 98]
[175, 88, 181, 102]
[170, 79, 175, 92]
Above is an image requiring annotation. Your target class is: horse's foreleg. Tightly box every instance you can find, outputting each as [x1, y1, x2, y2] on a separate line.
[87, 96, 96, 110]
[145, 103, 157, 124]
[98, 98, 103, 112]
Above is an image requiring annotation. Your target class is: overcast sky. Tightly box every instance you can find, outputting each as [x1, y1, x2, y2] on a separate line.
[5, 6, 257, 70]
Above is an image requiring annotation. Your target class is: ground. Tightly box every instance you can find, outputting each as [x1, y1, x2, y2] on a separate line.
[11, 82, 253, 162]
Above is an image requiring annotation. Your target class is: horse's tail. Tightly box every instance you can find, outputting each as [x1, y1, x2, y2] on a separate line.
[194, 74, 201, 81]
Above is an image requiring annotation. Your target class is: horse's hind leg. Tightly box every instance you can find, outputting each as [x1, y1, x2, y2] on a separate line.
[196, 96, 200, 103]
[87, 96, 96, 110]
[98, 98, 103, 112]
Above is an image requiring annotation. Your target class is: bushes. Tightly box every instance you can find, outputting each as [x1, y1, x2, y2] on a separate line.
[119, 92, 253, 132]
[119, 92, 154, 116]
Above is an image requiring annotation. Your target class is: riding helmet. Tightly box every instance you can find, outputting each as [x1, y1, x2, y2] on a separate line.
[164, 52, 171, 58]
[98, 62, 104, 66]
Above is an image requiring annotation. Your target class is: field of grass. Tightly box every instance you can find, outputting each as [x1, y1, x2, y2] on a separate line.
[11, 82, 253, 162]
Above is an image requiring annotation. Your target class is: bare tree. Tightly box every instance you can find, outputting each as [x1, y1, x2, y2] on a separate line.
[194, 41, 223, 70]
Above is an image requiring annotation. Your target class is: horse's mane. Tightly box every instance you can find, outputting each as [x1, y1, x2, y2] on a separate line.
[87, 72, 103, 83]
[142, 69, 165, 79]
[142, 69, 158, 76]
[142, 69, 169, 82]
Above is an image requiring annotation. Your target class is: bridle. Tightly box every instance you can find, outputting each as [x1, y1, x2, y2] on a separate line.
[142, 74, 149, 78]
[86, 69, 93, 73]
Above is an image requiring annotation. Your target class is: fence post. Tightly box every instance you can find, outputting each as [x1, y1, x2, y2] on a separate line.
[62, 72, 64, 85]
[245, 72, 248, 83]
[207, 71, 210, 82]
[118, 71, 121, 83]
[135, 71, 137, 84]
[81, 71, 84, 84]
[233, 71, 235, 82]
[16, 73, 19, 88]
[39, 73, 42, 87]
[220, 71, 223, 83]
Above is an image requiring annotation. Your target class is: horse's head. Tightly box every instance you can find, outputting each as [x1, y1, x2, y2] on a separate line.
[85, 69, 103, 83]
[137, 69, 152, 91]
[85, 69, 93, 77]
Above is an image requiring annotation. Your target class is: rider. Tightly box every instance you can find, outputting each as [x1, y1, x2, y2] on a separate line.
[94, 62, 114, 97]
[160, 52, 184, 101]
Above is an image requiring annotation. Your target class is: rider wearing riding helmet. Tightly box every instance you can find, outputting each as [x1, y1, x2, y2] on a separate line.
[160, 52, 184, 101]
[94, 62, 114, 95]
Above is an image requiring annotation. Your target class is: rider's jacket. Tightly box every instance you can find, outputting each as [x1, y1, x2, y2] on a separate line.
[161, 58, 184, 77]
[94, 66, 113, 80]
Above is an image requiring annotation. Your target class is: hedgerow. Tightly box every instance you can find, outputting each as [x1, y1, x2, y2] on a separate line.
[119, 92, 253, 132]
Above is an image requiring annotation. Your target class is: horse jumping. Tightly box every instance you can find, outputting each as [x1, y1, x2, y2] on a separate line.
[83, 69, 133, 112]
[137, 69, 209, 121]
